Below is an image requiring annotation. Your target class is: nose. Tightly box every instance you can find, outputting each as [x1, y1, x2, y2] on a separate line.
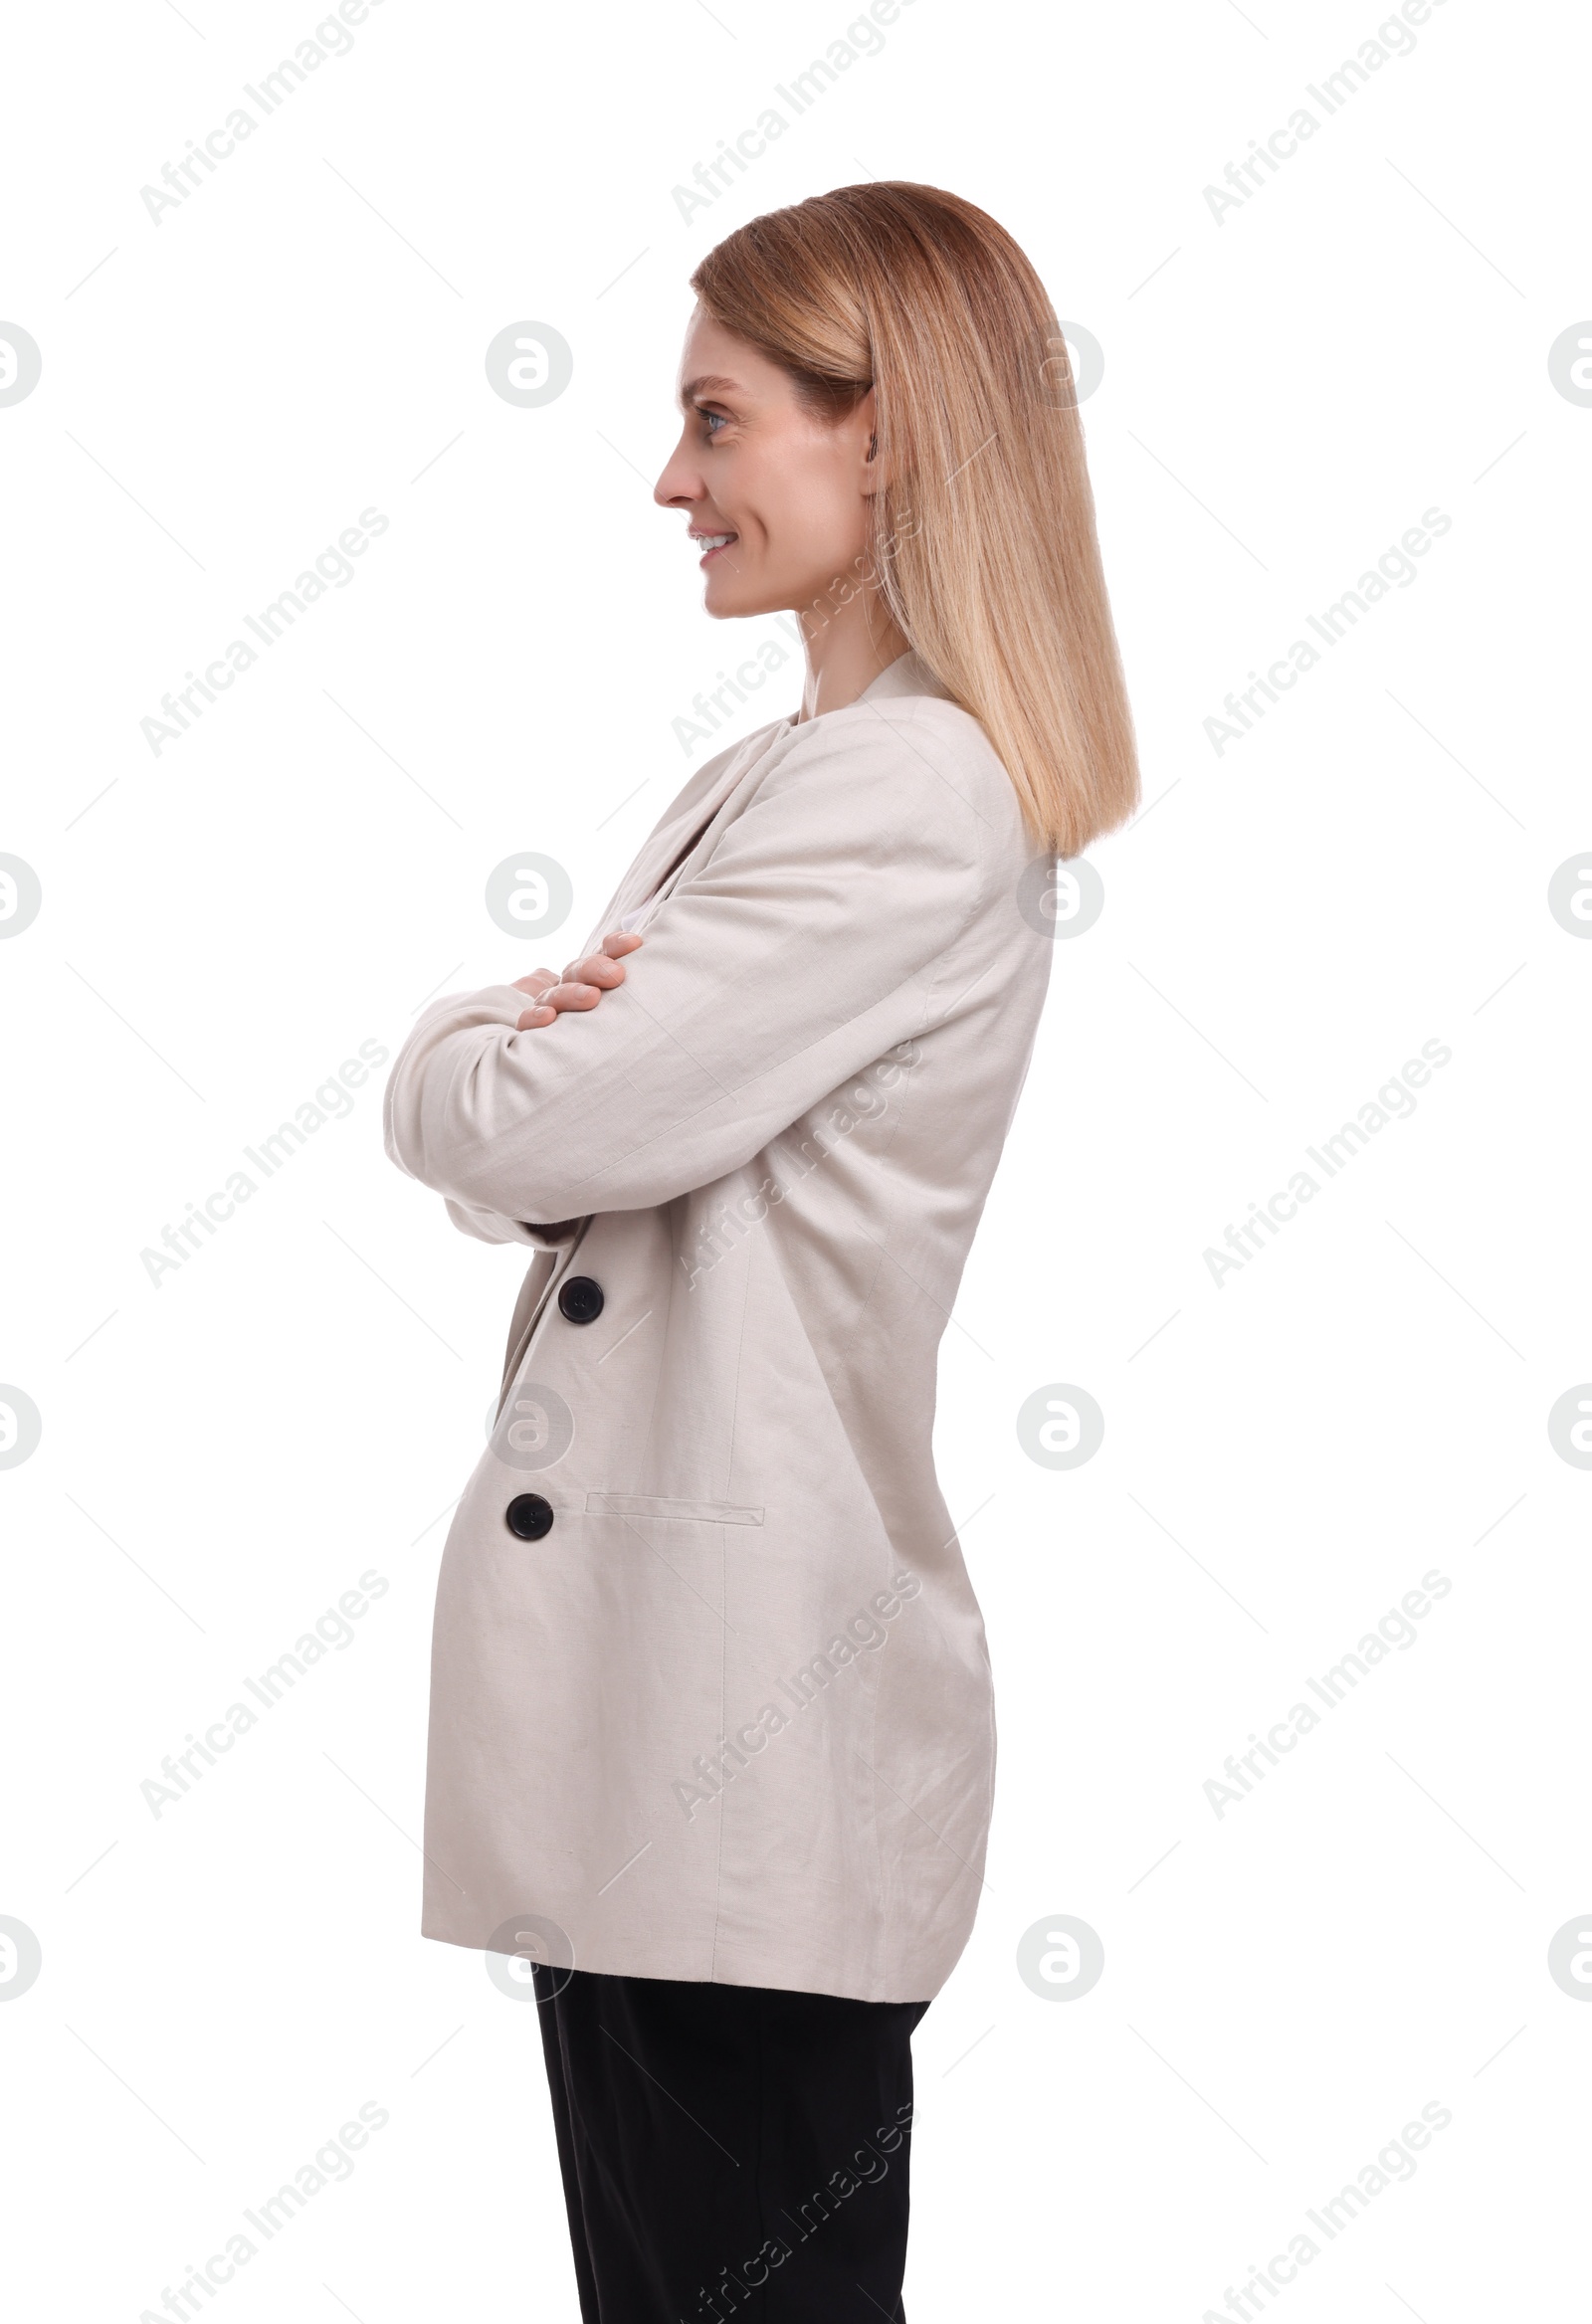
[653, 427, 703, 510]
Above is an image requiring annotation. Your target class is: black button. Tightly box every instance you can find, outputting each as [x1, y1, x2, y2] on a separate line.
[505, 1493, 554, 1541]
[558, 1275, 604, 1324]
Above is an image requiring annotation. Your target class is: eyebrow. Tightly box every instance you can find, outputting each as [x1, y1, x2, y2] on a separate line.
[680, 373, 742, 408]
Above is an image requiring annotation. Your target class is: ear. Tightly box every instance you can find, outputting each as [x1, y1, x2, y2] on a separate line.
[855, 385, 886, 496]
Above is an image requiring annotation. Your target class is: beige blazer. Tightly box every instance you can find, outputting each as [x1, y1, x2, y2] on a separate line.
[383, 651, 1055, 2002]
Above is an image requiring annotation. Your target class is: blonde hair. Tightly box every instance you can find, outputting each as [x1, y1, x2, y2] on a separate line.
[692, 183, 1139, 858]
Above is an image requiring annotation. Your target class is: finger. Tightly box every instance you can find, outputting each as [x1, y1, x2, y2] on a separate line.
[514, 1003, 557, 1030]
[601, 930, 643, 958]
[510, 968, 558, 997]
[545, 980, 603, 1012]
[573, 953, 629, 989]
[556, 953, 622, 992]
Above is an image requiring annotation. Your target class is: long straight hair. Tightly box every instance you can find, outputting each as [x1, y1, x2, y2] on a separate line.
[691, 183, 1139, 858]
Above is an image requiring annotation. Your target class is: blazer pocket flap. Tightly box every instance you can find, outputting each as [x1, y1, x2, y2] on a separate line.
[585, 1490, 764, 1527]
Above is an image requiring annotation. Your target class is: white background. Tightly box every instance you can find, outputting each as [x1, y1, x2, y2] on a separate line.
[3, 0, 1589, 2317]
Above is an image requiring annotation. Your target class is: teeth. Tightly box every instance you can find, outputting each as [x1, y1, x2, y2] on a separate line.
[697, 534, 732, 550]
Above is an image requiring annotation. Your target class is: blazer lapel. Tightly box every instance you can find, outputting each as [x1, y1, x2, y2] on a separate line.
[606, 715, 793, 934]
[641, 654, 948, 913]
[585, 652, 945, 945]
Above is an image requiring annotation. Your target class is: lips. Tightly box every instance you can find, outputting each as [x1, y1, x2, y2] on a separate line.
[690, 528, 738, 565]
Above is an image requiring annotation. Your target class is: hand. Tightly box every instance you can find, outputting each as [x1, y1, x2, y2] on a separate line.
[511, 929, 643, 1030]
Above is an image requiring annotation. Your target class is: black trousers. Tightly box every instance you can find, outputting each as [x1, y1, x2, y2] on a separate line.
[531, 1965, 929, 2324]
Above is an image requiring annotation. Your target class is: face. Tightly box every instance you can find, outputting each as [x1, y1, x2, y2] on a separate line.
[653, 305, 880, 620]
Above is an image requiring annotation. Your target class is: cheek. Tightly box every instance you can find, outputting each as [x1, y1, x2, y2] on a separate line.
[747, 453, 866, 573]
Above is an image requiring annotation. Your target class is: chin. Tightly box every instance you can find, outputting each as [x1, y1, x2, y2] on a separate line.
[703, 583, 766, 621]
[696, 581, 748, 618]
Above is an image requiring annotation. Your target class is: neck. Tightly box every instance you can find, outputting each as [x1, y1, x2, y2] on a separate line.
[794, 581, 909, 722]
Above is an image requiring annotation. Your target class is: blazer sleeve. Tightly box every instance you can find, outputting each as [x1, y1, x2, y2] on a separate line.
[436, 1195, 587, 1250]
[382, 704, 995, 1227]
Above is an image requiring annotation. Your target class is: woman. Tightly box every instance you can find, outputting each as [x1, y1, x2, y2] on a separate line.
[384, 182, 1137, 2321]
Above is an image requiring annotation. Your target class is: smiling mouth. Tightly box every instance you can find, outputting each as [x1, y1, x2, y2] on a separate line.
[691, 530, 738, 565]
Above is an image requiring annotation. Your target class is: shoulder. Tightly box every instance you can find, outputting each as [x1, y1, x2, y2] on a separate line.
[752, 685, 1030, 878]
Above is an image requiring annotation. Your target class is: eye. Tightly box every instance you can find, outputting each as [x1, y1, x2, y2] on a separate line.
[700, 408, 728, 437]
